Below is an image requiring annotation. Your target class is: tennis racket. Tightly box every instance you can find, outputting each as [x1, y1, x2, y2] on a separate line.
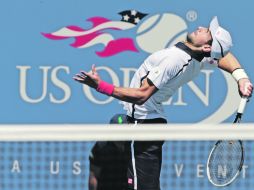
[206, 96, 248, 187]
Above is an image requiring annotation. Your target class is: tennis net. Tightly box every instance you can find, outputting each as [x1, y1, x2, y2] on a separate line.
[0, 124, 253, 190]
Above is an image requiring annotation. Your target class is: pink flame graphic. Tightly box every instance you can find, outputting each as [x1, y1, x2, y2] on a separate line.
[42, 16, 138, 57]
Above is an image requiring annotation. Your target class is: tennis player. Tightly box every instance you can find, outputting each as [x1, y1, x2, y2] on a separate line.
[89, 114, 129, 190]
[74, 17, 253, 190]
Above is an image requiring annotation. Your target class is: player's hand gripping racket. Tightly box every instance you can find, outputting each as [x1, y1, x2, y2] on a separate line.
[207, 93, 249, 186]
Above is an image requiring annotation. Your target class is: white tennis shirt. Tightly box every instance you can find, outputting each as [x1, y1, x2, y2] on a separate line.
[124, 42, 218, 119]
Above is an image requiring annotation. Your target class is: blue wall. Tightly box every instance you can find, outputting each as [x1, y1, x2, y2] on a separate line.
[0, 0, 253, 123]
[0, 1, 254, 190]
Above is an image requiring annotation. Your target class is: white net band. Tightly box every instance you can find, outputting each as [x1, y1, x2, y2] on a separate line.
[0, 124, 253, 141]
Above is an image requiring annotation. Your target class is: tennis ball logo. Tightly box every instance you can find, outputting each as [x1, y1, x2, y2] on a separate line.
[136, 13, 188, 53]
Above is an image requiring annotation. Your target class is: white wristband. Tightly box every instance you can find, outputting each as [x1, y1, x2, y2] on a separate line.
[232, 69, 249, 82]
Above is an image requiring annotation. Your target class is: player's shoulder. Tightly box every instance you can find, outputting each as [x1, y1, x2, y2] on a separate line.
[162, 46, 191, 68]
[148, 45, 179, 57]
[146, 45, 189, 64]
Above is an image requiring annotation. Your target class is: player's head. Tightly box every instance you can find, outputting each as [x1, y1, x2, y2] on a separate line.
[186, 16, 233, 59]
[109, 114, 128, 124]
[187, 27, 212, 50]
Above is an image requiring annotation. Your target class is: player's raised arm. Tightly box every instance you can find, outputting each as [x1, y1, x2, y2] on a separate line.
[218, 53, 253, 97]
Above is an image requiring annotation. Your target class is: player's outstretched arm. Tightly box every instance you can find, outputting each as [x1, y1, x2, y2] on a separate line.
[73, 65, 158, 105]
[112, 78, 158, 105]
[73, 64, 101, 89]
[218, 53, 253, 97]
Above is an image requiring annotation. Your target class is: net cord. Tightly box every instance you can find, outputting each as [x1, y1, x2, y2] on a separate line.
[0, 124, 253, 141]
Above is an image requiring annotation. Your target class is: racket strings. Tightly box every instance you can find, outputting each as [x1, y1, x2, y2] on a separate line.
[208, 141, 243, 185]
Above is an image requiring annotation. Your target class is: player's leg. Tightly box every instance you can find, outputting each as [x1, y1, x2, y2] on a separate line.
[126, 117, 167, 190]
[126, 141, 164, 190]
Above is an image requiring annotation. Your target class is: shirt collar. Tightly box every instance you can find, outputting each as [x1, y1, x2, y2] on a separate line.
[175, 42, 209, 62]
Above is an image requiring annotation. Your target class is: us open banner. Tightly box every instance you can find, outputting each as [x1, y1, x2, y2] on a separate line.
[0, 1, 254, 190]
[1, 0, 253, 124]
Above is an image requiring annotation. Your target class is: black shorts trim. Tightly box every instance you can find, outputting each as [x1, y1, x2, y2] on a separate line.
[127, 116, 167, 124]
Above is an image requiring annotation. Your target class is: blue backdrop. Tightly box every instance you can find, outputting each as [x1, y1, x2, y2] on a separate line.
[0, 0, 253, 123]
[0, 1, 254, 190]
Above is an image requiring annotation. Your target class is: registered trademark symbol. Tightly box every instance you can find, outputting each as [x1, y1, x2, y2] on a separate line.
[186, 10, 198, 22]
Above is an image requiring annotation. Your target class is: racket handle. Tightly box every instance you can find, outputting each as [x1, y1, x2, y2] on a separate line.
[237, 81, 251, 114]
[237, 97, 248, 114]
